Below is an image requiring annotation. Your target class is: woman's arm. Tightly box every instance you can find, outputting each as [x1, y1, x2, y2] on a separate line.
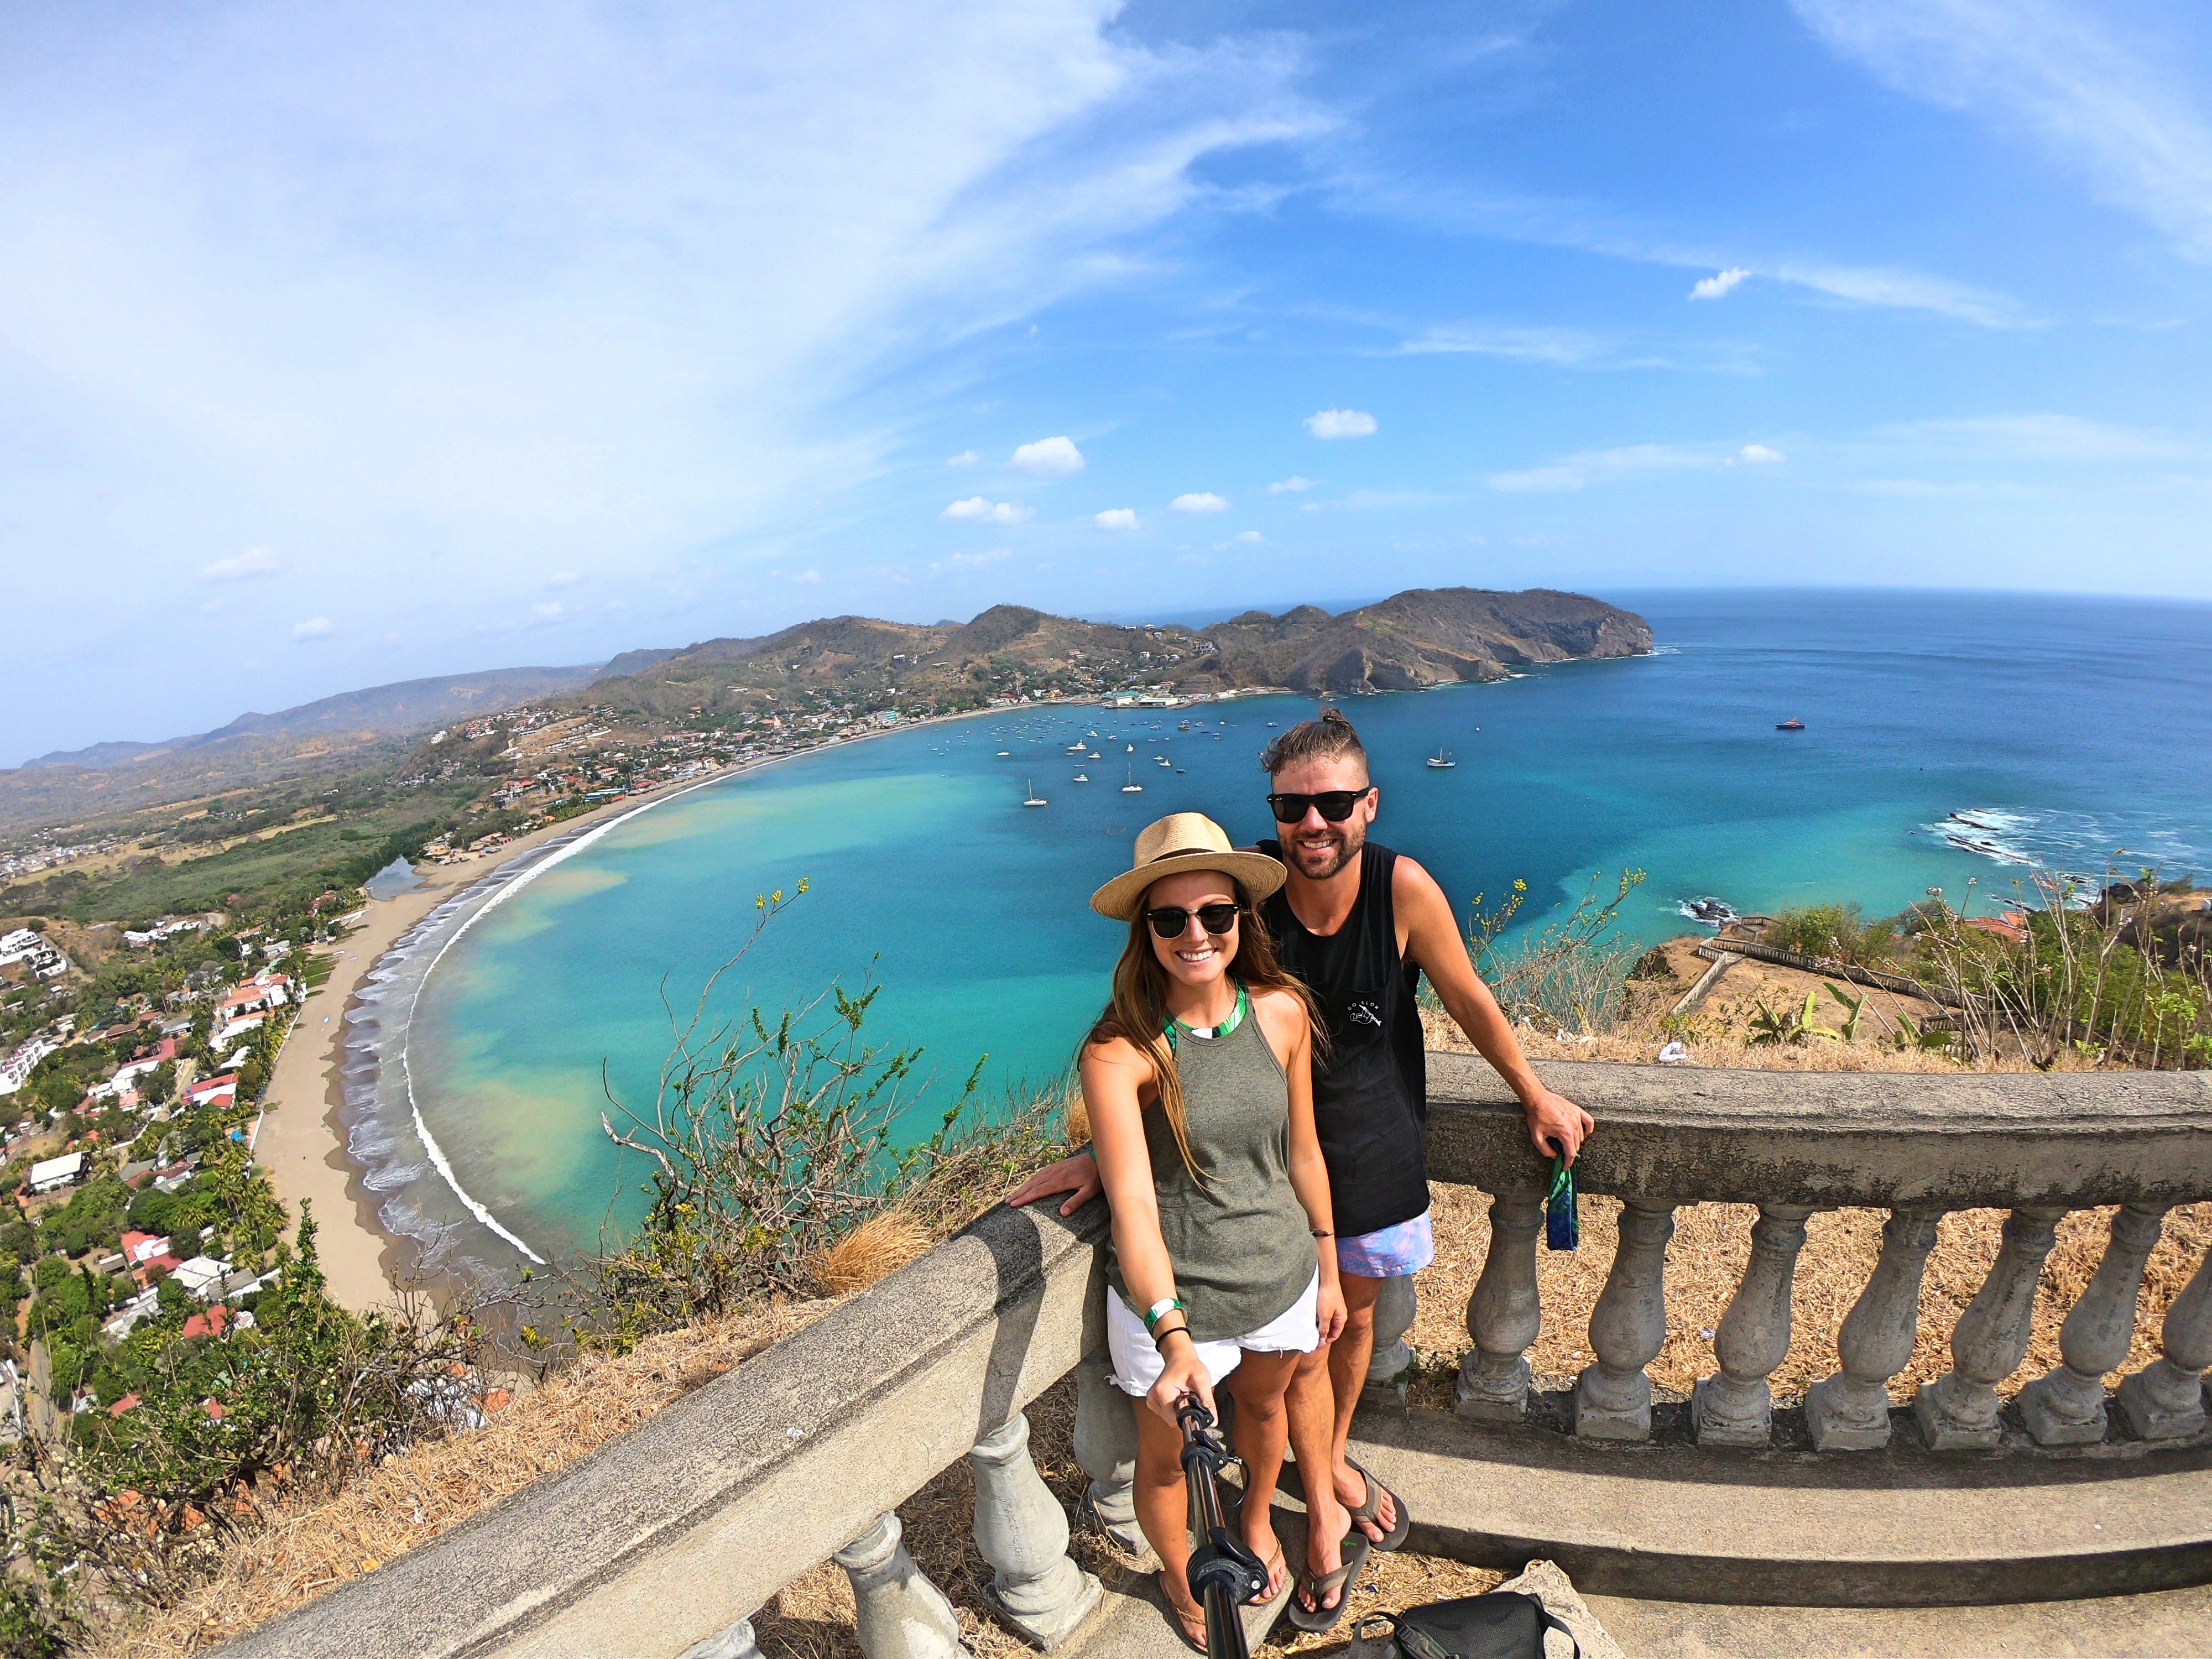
[1082, 1037, 1217, 1423]
[1257, 990, 1346, 1345]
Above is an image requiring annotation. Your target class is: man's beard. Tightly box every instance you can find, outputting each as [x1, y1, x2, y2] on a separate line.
[1286, 816, 1364, 881]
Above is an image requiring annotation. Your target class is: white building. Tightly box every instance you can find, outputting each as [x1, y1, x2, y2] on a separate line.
[0, 1039, 56, 1096]
[0, 930, 68, 980]
[170, 1255, 232, 1301]
[28, 1152, 85, 1195]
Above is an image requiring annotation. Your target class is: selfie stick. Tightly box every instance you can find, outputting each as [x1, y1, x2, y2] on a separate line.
[1177, 1394, 1267, 1659]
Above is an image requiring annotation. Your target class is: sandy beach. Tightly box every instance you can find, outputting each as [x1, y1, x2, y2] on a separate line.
[254, 801, 666, 1313]
[254, 705, 1072, 1313]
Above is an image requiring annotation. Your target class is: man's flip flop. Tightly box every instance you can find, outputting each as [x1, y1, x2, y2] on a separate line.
[1347, 1457, 1412, 1551]
[1285, 1527, 1371, 1634]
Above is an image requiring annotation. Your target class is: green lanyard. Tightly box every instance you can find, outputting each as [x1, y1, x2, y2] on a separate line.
[1164, 980, 1249, 1052]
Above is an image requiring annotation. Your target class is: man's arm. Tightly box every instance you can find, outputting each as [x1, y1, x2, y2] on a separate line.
[1394, 855, 1594, 1164]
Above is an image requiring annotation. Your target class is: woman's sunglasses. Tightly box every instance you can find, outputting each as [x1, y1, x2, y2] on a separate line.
[1144, 902, 1243, 940]
[1266, 789, 1368, 823]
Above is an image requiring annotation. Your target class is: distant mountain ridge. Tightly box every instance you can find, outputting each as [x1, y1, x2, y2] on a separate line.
[1, 588, 1645, 834]
[23, 665, 610, 771]
[570, 587, 1651, 721]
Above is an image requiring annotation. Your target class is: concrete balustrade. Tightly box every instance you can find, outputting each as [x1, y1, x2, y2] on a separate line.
[1364, 1273, 1418, 1405]
[1914, 1207, 2069, 1450]
[837, 1514, 964, 1659]
[1693, 1204, 1815, 1446]
[1574, 1197, 1676, 1440]
[971, 1412, 1103, 1648]
[220, 1057, 2212, 1659]
[2020, 1204, 2169, 1445]
[1804, 1207, 1943, 1451]
[1456, 1190, 1543, 1421]
[2118, 1245, 2212, 1441]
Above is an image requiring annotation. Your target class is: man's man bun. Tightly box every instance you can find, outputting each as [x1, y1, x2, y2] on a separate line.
[1259, 707, 1369, 779]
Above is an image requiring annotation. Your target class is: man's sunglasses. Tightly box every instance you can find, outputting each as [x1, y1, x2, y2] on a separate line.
[1266, 789, 1369, 823]
[1144, 902, 1243, 940]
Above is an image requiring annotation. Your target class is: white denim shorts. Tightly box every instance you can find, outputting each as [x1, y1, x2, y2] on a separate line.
[1106, 1271, 1321, 1397]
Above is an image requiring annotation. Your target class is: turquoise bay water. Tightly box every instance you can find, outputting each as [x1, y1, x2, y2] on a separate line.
[377, 590, 2212, 1269]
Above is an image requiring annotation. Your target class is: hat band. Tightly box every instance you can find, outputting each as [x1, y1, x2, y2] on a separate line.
[1148, 846, 1217, 864]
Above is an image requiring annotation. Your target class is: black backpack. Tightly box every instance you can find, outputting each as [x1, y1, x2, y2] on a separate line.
[1365, 1592, 1582, 1659]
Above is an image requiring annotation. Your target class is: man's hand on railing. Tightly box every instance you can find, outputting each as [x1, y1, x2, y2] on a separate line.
[1005, 1150, 1104, 1217]
[1524, 1084, 1593, 1166]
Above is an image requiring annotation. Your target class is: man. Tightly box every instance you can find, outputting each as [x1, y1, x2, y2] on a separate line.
[1010, 709, 1592, 1618]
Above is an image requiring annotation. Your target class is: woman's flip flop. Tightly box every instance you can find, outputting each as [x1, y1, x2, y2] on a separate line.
[1346, 1456, 1412, 1551]
[1285, 1526, 1371, 1634]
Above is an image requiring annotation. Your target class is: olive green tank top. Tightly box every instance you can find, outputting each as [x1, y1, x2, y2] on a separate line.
[1105, 1001, 1317, 1341]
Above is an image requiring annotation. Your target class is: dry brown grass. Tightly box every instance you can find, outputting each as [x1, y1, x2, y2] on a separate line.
[810, 1212, 932, 1296]
[82, 1301, 831, 1659]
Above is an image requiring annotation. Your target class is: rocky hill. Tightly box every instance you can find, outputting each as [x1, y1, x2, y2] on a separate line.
[574, 587, 1650, 720]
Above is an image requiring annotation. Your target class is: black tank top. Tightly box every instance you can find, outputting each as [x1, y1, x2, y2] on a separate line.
[1258, 839, 1430, 1238]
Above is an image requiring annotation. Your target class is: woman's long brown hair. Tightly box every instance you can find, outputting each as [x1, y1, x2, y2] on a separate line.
[1084, 878, 1325, 1183]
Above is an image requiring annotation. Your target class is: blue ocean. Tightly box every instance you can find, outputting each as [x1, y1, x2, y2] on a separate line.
[344, 589, 2212, 1270]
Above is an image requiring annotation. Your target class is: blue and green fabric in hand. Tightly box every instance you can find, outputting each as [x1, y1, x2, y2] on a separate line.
[1545, 1152, 1578, 1251]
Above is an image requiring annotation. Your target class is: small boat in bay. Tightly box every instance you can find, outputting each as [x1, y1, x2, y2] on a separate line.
[1776, 718, 1805, 731]
[1073, 773, 1089, 783]
[1022, 780, 1047, 808]
[1121, 764, 1143, 794]
[1426, 748, 1455, 769]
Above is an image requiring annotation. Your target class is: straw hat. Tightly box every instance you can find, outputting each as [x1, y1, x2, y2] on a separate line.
[1089, 812, 1287, 921]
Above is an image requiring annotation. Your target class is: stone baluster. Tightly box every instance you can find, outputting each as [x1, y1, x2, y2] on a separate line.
[1070, 1350, 1145, 1553]
[1806, 1208, 1944, 1451]
[2116, 1244, 2212, 1441]
[1692, 1204, 1815, 1446]
[2020, 1205, 2169, 1445]
[679, 1616, 760, 1659]
[1456, 1190, 1543, 1421]
[1363, 1274, 1418, 1408]
[835, 1512, 965, 1659]
[1574, 1197, 1677, 1441]
[970, 1412, 1104, 1649]
[1913, 1206, 2068, 1451]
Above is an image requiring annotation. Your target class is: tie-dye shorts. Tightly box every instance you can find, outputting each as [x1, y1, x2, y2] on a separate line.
[1336, 1209, 1435, 1280]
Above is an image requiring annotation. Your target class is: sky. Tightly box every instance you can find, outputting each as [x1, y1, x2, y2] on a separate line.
[3, 0, 2210, 763]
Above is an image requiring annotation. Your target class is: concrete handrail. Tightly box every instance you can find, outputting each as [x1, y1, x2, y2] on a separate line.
[1425, 1052, 2212, 1208]
[224, 1198, 1110, 1659]
[220, 1057, 2212, 1657]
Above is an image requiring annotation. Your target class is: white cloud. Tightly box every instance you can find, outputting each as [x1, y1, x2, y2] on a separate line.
[946, 449, 981, 468]
[1215, 530, 1265, 549]
[1305, 408, 1378, 439]
[1268, 475, 1318, 493]
[1489, 444, 1726, 492]
[1171, 491, 1229, 513]
[1737, 444, 1786, 463]
[1010, 435, 1084, 476]
[1795, 0, 2212, 262]
[931, 547, 1012, 572]
[1094, 508, 1139, 530]
[795, 568, 823, 583]
[942, 496, 1034, 523]
[200, 547, 283, 582]
[290, 617, 333, 640]
[0, 2, 1336, 758]
[531, 601, 564, 620]
[1396, 326, 1601, 364]
[1690, 267, 1751, 300]
[545, 570, 584, 588]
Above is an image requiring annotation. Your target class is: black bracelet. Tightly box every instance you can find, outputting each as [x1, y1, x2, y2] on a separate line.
[1311, 1228, 1333, 1239]
[1151, 1323, 1192, 1353]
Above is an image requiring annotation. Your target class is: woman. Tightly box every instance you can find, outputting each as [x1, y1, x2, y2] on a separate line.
[1081, 812, 1349, 1647]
